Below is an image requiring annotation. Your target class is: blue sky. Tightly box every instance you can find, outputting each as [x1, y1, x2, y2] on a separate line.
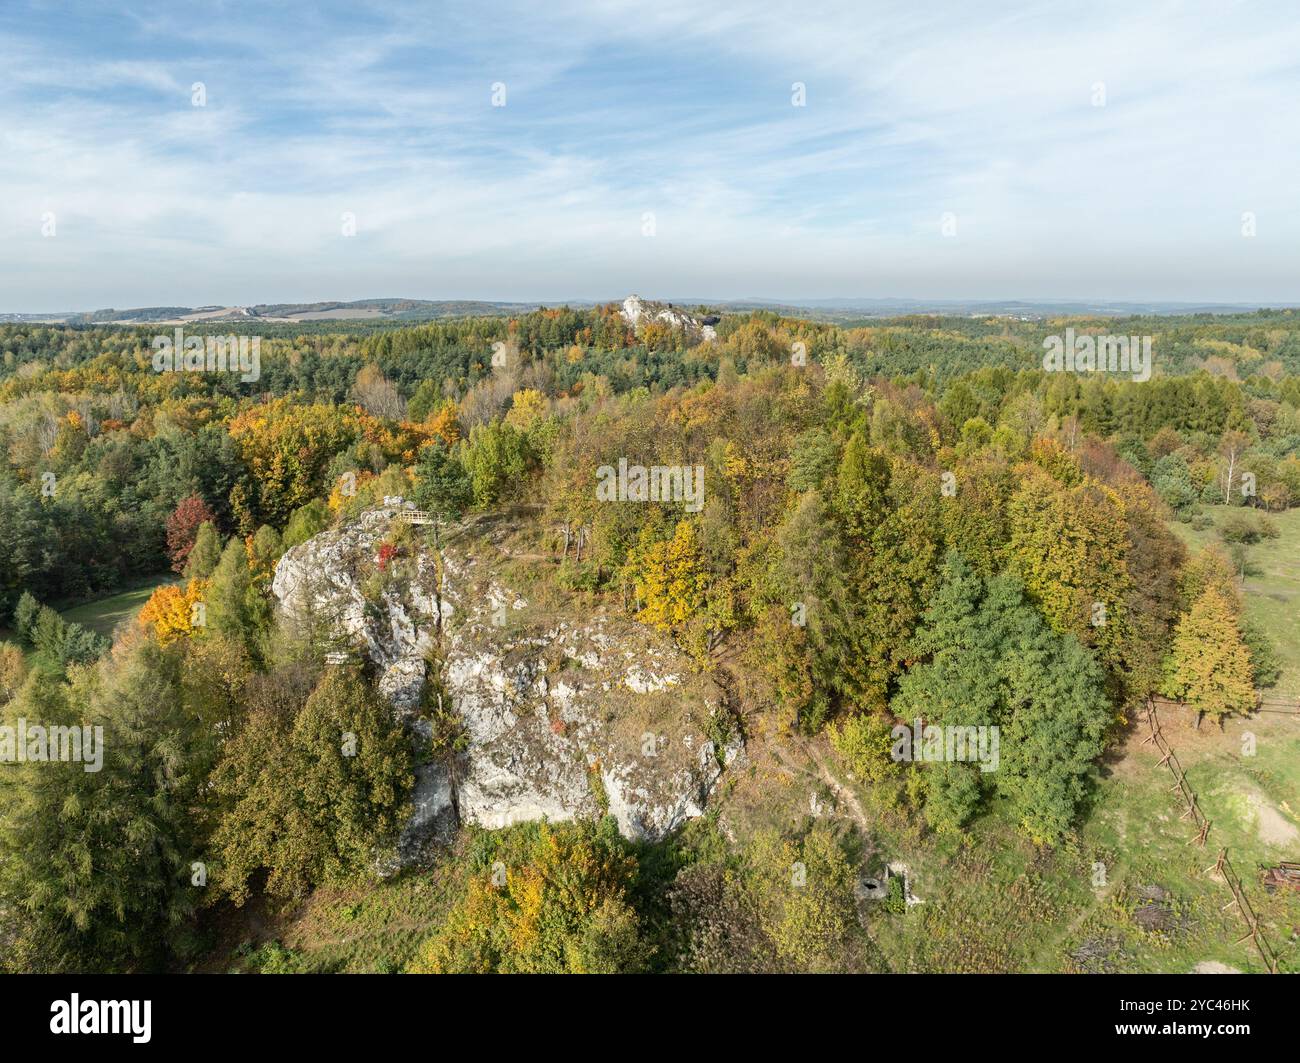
[3, 0, 1299, 310]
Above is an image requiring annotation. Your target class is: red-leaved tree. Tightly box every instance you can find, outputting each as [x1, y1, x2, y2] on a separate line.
[166, 494, 217, 572]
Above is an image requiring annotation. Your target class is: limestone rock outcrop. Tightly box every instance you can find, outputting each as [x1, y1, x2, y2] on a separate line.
[271, 503, 740, 857]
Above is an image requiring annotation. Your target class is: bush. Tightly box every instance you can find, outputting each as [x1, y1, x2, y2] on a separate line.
[1219, 510, 1280, 545]
[829, 712, 901, 784]
[1242, 618, 1282, 689]
[408, 820, 647, 974]
[883, 875, 907, 914]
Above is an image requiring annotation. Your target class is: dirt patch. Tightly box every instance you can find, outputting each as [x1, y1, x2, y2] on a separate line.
[1244, 790, 1300, 847]
[1192, 960, 1242, 974]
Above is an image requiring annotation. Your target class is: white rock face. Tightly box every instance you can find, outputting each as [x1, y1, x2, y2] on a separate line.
[271, 505, 741, 854]
[620, 294, 718, 343]
[271, 502, 446, 713]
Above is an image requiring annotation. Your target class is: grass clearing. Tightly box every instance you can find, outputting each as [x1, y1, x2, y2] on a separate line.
[1169, 505, 1300, 696]
[215, 864, 463, 974]
[59, 576, 180, 640]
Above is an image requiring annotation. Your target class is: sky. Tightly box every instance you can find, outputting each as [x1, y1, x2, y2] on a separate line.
[2, 0, 1299, 310]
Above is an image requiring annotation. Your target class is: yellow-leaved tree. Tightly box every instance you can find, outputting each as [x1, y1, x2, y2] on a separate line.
[1161, 586, 1255, 726]
[407, 822, 645, 973]
[628, 520, 707, 632]
[139, 579, 210, 645]
[504, 388, 547, 431]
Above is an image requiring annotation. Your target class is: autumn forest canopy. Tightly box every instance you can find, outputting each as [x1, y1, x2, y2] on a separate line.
[0, 303, 1296, 973]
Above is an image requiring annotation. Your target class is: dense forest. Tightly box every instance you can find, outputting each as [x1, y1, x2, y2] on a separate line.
[0, 305, 1296, 972]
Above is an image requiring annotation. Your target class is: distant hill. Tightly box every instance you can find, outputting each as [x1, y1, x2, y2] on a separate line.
[3, 295, 1296, 327]
[0, 299, 551, 325]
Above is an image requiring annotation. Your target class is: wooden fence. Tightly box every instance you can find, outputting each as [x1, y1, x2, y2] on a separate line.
[1150, 692, 1300, 719]
[1142, 698, 1279, 974]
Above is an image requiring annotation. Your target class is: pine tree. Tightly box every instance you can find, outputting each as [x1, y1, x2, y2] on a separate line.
[183, 521, 223, 580]
[412, 442, 473, 543]
[892, 553, 1006, 831]
[890, 553, 1110, 843]
[11, 591, 40, 645]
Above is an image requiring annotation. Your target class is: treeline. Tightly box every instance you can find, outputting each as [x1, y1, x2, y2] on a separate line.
[3, 307, 1299, 624]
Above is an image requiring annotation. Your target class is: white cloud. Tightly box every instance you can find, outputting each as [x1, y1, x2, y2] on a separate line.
[1, 0, 1298, 307]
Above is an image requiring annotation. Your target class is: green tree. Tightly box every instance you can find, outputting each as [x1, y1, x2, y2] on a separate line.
[406, 378, 443, 424]
[31, 606, 70, 672]
[210, 667, 413, 905]
[281, 501, 330, 549]
[411, 442, 473, 542]
[892, 553, 1110, 844]
[0, 477, 43, 620]
[12, 591, 40, 645]
[460, 421, 530, 507]
[786, 427, 839, 493]
[207, 538, 259, 652]
[1151, 453, 1197, 514]
[0, 642, 205, 972]
[183, 520, 223, 580]
[1241, 617, 1281, 689]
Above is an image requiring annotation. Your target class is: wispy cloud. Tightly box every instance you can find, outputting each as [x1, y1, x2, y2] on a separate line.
[2, 0, 1298, 309]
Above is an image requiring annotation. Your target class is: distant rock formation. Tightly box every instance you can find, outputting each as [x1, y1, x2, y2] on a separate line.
[620, 294, 718, 343]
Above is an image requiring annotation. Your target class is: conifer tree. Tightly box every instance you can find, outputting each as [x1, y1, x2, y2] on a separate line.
[0, 643, 203, 972]
[183, 520, 223, 580]
[210, 667, 413, 905]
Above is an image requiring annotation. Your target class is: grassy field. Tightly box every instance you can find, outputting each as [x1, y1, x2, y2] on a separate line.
[59, 576, 180, 639]
[1169, 505, 1300, 696]
[0, 576, 177, 647]
[213, 873, 458, 974]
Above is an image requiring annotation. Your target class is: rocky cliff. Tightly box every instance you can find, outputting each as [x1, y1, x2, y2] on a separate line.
[271, 502, 740, 858]
[620, 294, 718, 343]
